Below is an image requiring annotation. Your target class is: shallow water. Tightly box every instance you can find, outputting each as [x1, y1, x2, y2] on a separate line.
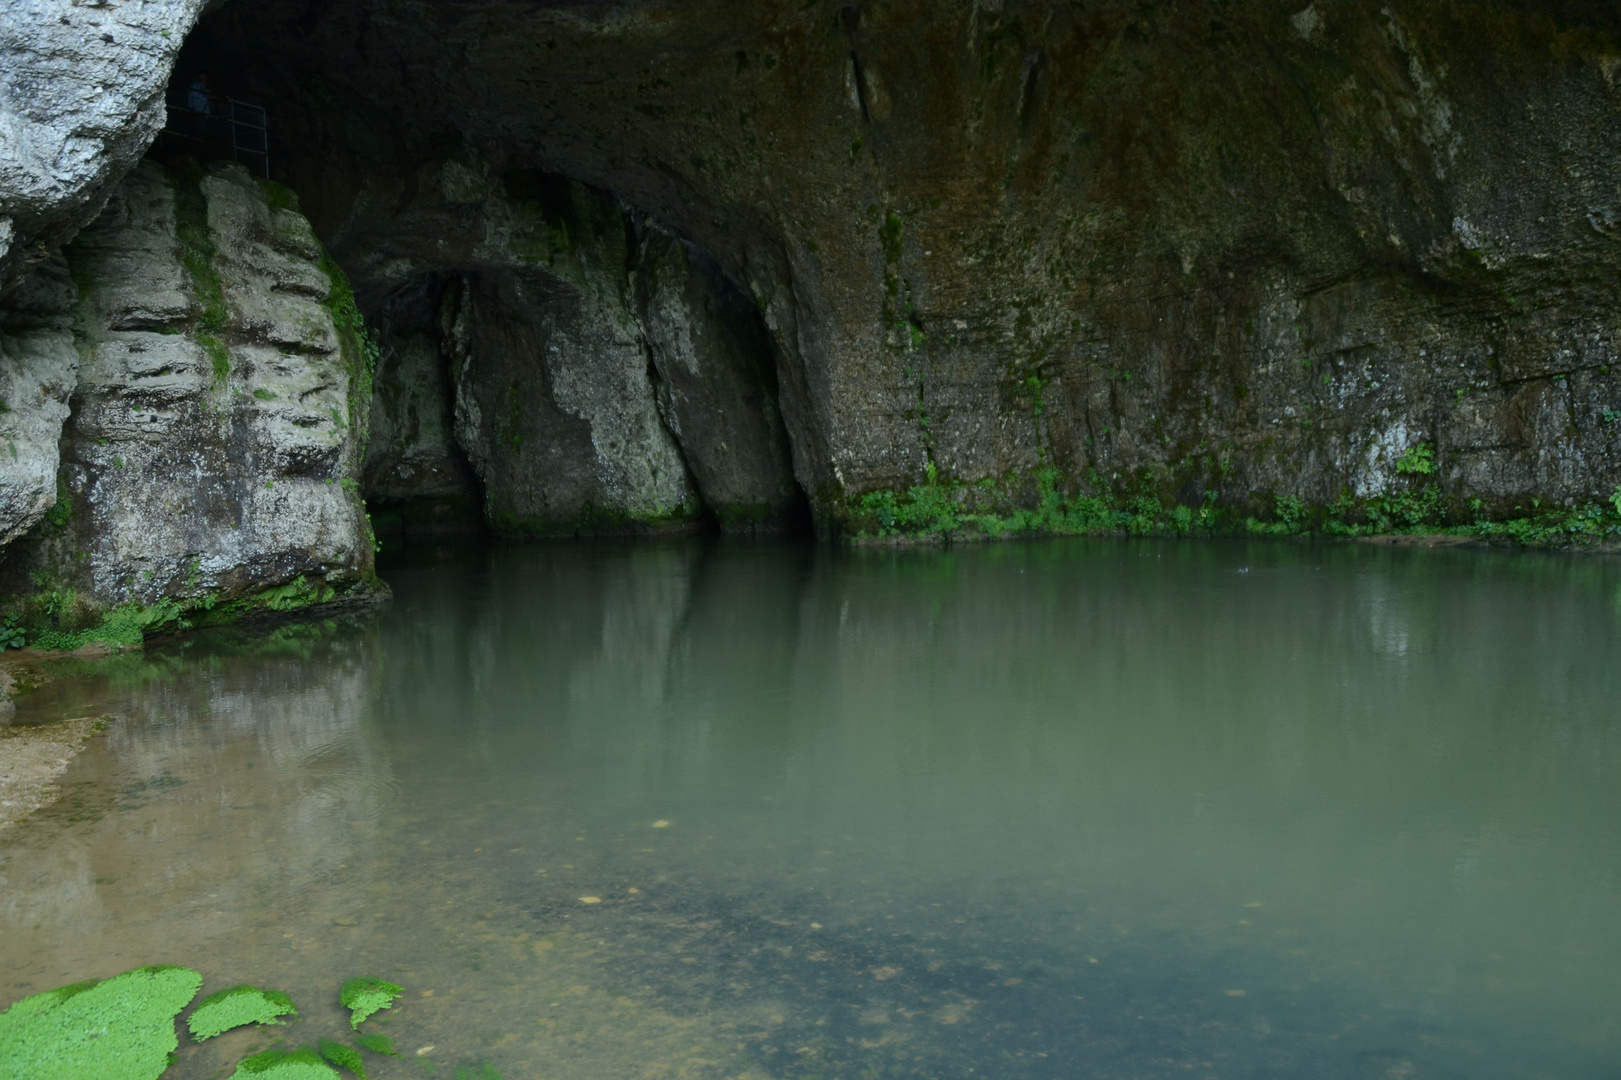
[2, 539, 1620, 1079]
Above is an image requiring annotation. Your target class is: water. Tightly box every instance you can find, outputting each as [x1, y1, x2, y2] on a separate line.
[2, 539, 1619, 1079]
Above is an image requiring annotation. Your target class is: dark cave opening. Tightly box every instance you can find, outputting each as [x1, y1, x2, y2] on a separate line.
[158, 4, 815, 545]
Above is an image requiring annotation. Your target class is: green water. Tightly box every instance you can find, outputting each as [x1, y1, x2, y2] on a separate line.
[2, 540, 1619, 1079]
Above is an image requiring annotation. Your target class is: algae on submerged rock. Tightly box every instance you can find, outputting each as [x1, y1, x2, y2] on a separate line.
[187, 984, 299, 1041]
[0, 965, 201, 1080]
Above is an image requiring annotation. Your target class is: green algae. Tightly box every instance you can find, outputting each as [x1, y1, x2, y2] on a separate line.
[354, 1033, 400, 1056]
[340, 978, 404, 1030]
[169, 161, 231, 387]
[454, 1066, 504, 1080]
[229, 1047, 339, 1080]
[187, 985, 298, 1041]
[318, 1038, 367, 1079]
[0, 965, 202, 1080]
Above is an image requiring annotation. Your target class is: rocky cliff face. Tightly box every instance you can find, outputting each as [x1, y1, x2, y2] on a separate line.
[0, 161, 378, 646]
[176, 0, 1621, 540]
[3, 0, 1621, 637]
[0, 0, 208, 280]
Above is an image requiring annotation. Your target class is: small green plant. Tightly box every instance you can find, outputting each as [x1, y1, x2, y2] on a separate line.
[339, 978, 404, 1030]
[0, 616, 24, 651]
[45, 486, 71, 528]
[188, 985, 297, 1041]
[1393, 442, 1436, 476]
[254, 387, 277, 401]
[228, 1047, 338, 1079]
[353, 1033, 398, 1057]
[318, 1039, 366, 1080]
[1611, 489, 1621, 517]
[0, 965, 203, 1080]
[1275, 495, 1307, 532]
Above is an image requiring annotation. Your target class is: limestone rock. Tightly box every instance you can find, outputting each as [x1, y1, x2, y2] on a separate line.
[183, 0, 1621, 533]
[638, 227, 803, 531]
[0, 0, 207, 278]
[355, 163, 798, 536]
[0, 254, 76, 546]
[0, 161, 377, 629]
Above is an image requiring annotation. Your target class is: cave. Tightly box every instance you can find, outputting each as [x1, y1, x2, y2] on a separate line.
[173, 0, 1621, 537]
[6, 5, 1621, 1078]
[3, 0, 1621, 625]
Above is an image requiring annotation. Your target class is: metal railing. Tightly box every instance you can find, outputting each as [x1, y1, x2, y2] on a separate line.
[159, 91, 270, 179]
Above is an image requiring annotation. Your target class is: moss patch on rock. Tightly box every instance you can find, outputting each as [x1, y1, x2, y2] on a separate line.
[229, 1047, 339, 1080]
[339, 978, 404, 1030]
[187, 985, 298, 1041]
[0, 965, 202, 1080]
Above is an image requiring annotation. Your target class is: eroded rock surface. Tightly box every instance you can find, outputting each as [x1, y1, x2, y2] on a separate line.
[0, 161, 378, 639]
[0, 0, 208, 279]
[1, 0, 1620, 576]
[359, 169, 799, 535]
[183, 0, 1621, 534]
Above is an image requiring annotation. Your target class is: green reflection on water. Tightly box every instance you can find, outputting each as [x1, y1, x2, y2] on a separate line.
[2, 539, 1620, 1079]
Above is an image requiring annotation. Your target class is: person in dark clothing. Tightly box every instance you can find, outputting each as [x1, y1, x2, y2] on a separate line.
[187, 74, 213, 116]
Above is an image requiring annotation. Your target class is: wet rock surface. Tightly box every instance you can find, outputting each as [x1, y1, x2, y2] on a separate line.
[0, 0, 208, 279]
[154, 0, 1621, 535]
[0, 161, 378, 639]
[2, 0, 1621, 614]
[0, 713, 106, 832]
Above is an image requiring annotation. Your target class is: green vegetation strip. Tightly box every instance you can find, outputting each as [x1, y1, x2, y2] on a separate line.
[843, 457, 1621, 549]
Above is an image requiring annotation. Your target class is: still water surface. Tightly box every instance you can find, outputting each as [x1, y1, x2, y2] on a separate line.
[2, 540, 1619, 1079]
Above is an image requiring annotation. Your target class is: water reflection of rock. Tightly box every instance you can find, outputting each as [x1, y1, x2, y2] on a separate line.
[369, 540, 1621, 1078]
[0, 627, 394, 990]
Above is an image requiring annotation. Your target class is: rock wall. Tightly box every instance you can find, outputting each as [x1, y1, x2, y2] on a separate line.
[0, 0, 208, 280]
[356, 167, 804, 536]
[3, 0, 1621, 590]
[0, 161, 379, 645]
[180, 0, 1621, 539]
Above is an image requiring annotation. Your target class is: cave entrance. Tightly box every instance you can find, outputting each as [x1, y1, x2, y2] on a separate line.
[162, 6, 814, 547]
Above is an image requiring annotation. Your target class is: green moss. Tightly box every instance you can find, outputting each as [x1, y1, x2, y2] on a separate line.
[318, 1038, 367, 1080]
[339, 978, 404, 1030]
[454, 1066, 504, 1080]
[353, 1033, 399, 1057]
[229, 1047, 340, 1080]
[171, 166, 230, 385]
[44, 481, 72, 529]
[839, 465, 1621, 550]
[316, 252, 378, 459]
[0, 965, 202, 1080]
[488, 500, 702, 539]
[254, 387, 277, 401]
[191, 575, 338, 627]
[880, 210, 904, 264]
[259, 179, 301, 214]
[25, 598, 187, 652]
[187, 985, 298, 1041]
